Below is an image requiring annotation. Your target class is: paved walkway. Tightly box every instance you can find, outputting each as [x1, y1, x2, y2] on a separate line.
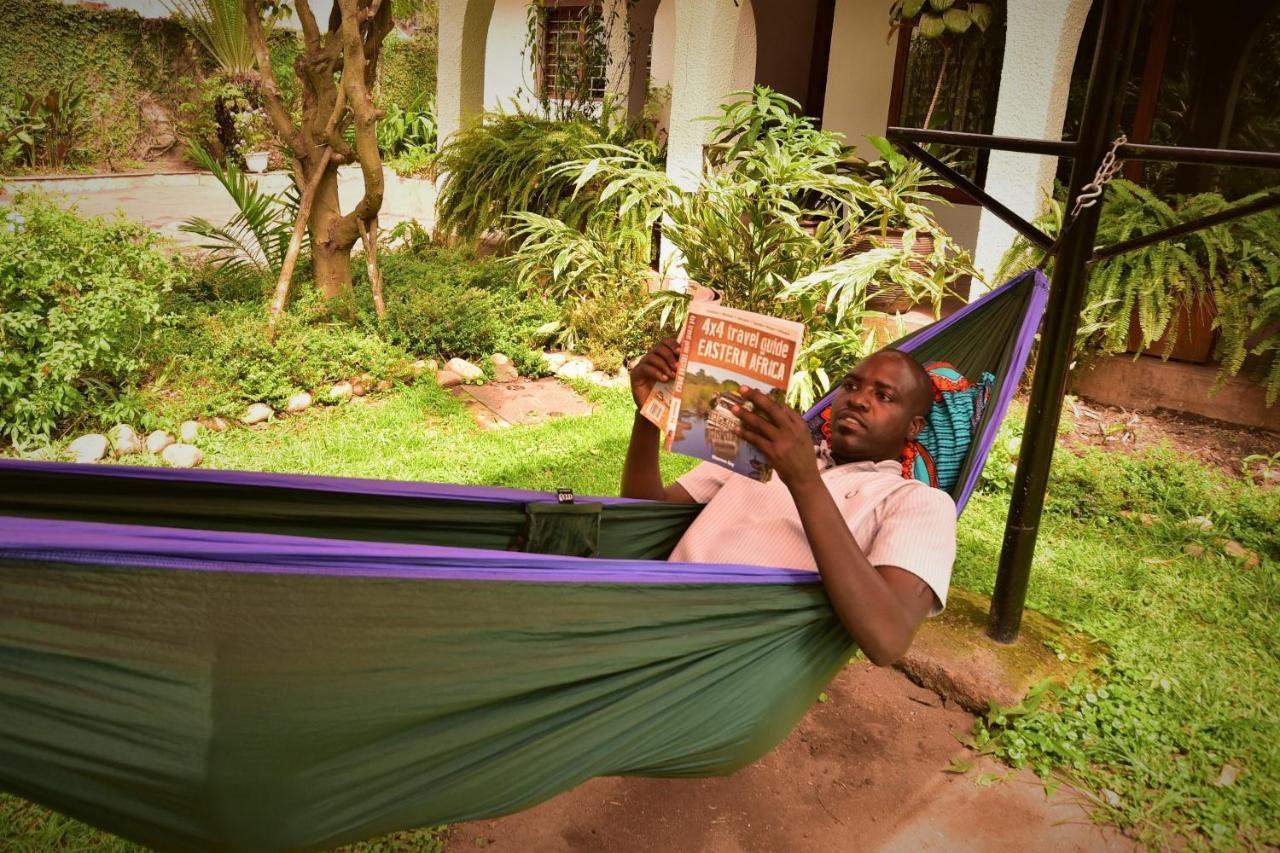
[2, 166, 434, 249]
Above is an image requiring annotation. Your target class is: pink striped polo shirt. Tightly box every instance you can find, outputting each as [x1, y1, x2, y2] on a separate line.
[670, 458, 957, 614]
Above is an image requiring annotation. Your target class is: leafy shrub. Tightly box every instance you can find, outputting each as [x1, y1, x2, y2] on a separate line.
[0, 194, 186, 445]
[435, 105, 661, 245]
[378, 93, 437, 177]
[152, 296, 413, 415]
[372, 248, 560, 363]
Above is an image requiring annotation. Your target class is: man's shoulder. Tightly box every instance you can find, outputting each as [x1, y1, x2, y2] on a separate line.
[883, 479, 957, 520]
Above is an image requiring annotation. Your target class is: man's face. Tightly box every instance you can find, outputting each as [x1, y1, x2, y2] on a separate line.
[826, 352, 928, 464]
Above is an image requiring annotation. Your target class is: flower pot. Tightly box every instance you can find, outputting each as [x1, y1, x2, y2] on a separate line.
[245, 151, 270, 174]
[1125, 296, 1217, 364]
[848, 228, 936, 313]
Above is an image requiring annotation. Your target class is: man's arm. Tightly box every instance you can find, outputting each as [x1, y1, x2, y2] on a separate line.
[735, 389, 937, 665]
[621, 414, 696, 502]
[621, 338, 696, 503]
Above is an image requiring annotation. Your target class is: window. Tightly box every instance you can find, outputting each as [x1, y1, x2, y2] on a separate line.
[539, 2, 607, 102]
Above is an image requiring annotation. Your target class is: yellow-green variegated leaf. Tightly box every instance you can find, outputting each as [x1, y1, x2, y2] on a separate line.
[918, 12, 947, 37]
[928, 0, 955, 10]
[901, 0, 928, 16]
[943, 8, 972, 33]
[968, 2, 993, 31]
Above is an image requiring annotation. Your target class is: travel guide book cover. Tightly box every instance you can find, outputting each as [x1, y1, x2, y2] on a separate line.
[640, 302, 805, 481]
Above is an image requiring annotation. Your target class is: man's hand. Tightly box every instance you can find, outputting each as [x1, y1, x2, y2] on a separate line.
[733, 386, 818, 489]
[630, 338, 680, 409]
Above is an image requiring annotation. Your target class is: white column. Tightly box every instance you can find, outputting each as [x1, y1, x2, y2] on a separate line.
[659, 0, 753, 271]
[437, 0, 496, 147]
[971, 0, 1093, 290]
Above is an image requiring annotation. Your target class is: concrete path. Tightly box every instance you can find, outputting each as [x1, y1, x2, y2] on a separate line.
[451, 378, 596, 430]
[2, 166, 435, 249]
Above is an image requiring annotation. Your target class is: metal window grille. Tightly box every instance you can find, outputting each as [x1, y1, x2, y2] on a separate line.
[541, 3, 607, 101]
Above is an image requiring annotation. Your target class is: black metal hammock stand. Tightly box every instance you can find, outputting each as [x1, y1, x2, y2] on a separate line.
[887, 0, 1280, 642]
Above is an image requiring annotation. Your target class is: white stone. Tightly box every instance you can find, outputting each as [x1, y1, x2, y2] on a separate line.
[162, 443, 203, 468]
[110, 424, 141, 455]
[68, 433, 109, 463]
[587, 370, 616, 387]
[145, 430, 174, 454]
[541, 351, 570, 371]
[491, 352, 519, 382]
[445, 357, 484, 381]
[285, 391, 313, 413]
[328, 382, 353, 402]
[242, 403, 274, 425]
[555, 356, 594, 380]
[435, 369, 462, 388]
[179, 420, 201, 443]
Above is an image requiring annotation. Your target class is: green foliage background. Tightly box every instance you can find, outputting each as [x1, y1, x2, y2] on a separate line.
[0, 0, 198, 166]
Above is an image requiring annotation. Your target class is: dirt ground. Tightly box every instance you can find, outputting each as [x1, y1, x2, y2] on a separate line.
[1062, 395, 1279, 481]
[446, 664, 1136, 853]
[442, 401, 1273, 852]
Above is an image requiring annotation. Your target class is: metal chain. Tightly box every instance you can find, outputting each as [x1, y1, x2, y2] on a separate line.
[1070, 133, 1128, 220]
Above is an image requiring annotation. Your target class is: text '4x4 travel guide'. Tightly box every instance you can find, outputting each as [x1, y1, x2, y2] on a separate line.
[641, 301, 805, 482]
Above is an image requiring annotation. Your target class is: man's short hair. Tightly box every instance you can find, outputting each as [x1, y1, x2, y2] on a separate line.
[881, 349, 934, 420]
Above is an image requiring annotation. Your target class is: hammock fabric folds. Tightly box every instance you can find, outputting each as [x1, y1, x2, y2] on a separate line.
[0, 272, 1048, 852]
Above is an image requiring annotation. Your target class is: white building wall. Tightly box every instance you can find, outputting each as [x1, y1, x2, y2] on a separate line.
[820, 0, 895, 162]
[483, 0, 539, 112]
[971, 0, 1093, 287]
[730, 0, 757, 93]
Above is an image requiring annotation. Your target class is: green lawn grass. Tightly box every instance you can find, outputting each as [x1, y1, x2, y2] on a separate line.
[3, 385, 1277, 850]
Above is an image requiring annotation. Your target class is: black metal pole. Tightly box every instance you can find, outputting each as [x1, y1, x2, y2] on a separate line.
[895, 140, 1056, 251]
[987, 0, 1138, 643]
[886, 127, 1078, 159]
[1118, 141, 1280, 169]
[1091, 191, 1280, 264]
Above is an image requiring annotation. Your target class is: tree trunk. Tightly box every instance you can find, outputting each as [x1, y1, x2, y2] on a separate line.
[309, 168, 355, 305]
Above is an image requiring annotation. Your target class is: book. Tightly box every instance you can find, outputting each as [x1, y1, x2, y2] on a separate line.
[640, 302, 805, 481]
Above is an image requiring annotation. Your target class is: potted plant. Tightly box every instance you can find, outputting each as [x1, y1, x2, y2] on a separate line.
[846, 136, 975, 311]
[234, 108, 273, 173]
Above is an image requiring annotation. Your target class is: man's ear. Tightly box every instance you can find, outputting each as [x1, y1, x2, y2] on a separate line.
[907, 414, 926, 441]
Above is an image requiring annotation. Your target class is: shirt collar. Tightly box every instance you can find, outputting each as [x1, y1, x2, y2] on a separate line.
[815, 443, 902, 476]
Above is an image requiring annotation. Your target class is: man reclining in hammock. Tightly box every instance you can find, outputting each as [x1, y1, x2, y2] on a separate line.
[621, 340, 956, 667]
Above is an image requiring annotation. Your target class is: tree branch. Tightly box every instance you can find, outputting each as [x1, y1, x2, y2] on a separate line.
[292, 0, 323, 55]
[242, 0, 307, 156]
[357, 216, 386, 319]
[267, 147, 335, 340]
[331, 0, 392, 249]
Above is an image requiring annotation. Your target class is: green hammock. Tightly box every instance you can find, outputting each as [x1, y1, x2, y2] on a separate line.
[0, 271, 1047, 852]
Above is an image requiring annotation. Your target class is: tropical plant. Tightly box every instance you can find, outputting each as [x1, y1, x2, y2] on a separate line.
[162, 0, 259, 75]
[435, 103, 662, 246]
[377, 93, 438, 175]
[889, 0, 994, 129]
[12, 82, 89, 170]
[180, 142, 300, 279]
[0, 99, 42, 171]
[997, 180, 1280, 404]
[509, 88, 977, 409]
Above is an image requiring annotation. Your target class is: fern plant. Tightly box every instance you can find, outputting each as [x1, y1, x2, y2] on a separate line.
[998, 180, 1280, 404]
[435, 103, 661, 247]
[180, 142, 300, 279]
